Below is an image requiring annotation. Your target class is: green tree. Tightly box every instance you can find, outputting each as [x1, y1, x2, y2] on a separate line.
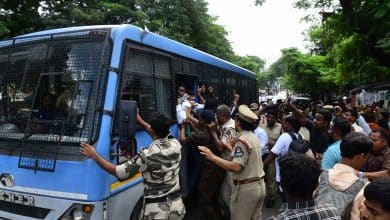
[258, 0, 390, 94]
[1, 0, 235, 61]
[268, 48, 336, 98]
[0, 0, 42, 38]
[295, 0, 390, 91]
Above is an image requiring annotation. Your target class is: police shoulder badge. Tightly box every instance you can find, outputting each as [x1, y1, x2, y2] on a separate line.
[233, 146, 244, 157]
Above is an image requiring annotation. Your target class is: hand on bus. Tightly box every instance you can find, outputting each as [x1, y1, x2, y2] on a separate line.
[80, 142, 98, 160]
[198, 146, 215, 161]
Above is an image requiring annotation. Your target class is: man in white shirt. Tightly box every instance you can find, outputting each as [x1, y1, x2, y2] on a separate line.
[263, 116, 303, 212]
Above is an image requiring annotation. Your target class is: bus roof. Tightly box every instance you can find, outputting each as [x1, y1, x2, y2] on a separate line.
[14, 24, 256, 78]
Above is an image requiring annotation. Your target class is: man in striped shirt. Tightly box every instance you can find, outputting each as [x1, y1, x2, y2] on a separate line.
[267, 152, 340, 220]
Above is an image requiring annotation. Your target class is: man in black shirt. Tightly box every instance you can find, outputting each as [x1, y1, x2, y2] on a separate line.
[288, 101, 332, 159]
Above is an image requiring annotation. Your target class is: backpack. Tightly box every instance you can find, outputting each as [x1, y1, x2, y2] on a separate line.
[315, 170, 366, 214]
[288, 132, 310, 154]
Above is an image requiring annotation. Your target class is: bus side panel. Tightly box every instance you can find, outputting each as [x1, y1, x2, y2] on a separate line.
[0, 189, 106, 220]
[108, 182, 144, 220]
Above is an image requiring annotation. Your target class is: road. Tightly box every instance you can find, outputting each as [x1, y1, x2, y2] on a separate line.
[183, 196, 280, 219]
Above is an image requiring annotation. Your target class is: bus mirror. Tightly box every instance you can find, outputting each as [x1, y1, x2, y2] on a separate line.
[118, 100, 137, 139]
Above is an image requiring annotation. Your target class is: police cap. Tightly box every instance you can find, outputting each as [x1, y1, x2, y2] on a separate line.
[238, 105, 258, 123]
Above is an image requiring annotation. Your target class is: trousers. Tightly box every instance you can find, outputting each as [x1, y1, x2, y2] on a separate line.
[230, 179, 266, 220]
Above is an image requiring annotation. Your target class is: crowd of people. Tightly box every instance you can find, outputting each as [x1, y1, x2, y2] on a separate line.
[80, 84, 390, 220]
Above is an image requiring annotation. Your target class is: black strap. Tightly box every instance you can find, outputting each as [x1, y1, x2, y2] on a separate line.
[288, 132, 302, 141]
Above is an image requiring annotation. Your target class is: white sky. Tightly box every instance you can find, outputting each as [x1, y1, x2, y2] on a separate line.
[206, 0, 310, 67]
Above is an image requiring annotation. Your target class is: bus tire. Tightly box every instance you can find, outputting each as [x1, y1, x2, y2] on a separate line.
[130, 198, 143, 220]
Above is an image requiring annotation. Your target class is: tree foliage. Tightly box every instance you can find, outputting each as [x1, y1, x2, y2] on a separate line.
[258, 0, 390, 95]
[302, 0, 390, 91]
[0, 0, 242, 62]
[268, 48, 336, 98]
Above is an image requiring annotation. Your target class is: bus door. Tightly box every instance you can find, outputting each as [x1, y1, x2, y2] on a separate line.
[116, 43, 175, 153]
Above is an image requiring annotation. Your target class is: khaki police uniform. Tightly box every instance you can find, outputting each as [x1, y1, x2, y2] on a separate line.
[116, 137, 185, 220]
[230, 105, 266, 220]
[260, 122, 282, 204]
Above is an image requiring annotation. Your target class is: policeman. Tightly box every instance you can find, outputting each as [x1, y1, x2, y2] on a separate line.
[80, 113, 185, 220]
[199, 105, 266, 220]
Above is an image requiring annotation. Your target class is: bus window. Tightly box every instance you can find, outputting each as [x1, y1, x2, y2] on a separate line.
[120, 48, 173, 123]
[0, 30, 109, 159]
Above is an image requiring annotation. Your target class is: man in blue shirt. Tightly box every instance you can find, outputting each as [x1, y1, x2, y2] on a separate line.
[321, 118, 352, 170]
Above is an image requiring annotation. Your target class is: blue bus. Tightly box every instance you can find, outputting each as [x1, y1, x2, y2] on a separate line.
[0, 24, 257, 219]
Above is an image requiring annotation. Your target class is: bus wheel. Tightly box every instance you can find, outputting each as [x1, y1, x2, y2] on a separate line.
[130, 199, 143, 220]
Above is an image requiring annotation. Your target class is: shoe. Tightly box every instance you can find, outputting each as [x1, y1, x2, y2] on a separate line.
[278, 203, 287, 212]
[265, 199, 275, 208]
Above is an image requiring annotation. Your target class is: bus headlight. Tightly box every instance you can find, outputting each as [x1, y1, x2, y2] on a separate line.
[59, 203, 94, 220]
[72, 208, 83, 220]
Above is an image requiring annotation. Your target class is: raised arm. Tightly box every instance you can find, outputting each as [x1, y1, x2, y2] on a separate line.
[197, 85, 206, 104]
[286, 99, 306, 125]
[136, 108, 153, 137]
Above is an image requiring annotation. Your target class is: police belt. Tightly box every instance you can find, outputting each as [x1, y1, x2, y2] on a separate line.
[144, 191, 181, 203]
[233, 176, 263, 185]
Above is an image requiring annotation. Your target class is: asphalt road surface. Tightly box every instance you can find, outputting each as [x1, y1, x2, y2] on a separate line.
[183, 196, 280, 219]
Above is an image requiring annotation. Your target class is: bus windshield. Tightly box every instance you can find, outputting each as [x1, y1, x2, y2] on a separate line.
[0, 30, 110, 154]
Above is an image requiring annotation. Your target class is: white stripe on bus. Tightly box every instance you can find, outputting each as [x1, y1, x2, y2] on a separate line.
[0, 185, 87, 200]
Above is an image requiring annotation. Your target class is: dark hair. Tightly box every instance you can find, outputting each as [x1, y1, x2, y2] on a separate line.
[372, 129, 390, 145]
[187, 90, 194, 96]
[237, 117, 256, 131]
[364, 177, 390, 211]
[378, 119, 389, 131]
[333, 118, 352, 138]
[150, 114, 172, 138]
[344, 108, 358, 119]
[363, 113, 376, 123]
[199, 109, 215, 124]
[317, 109, 332, 125]
[204, 98, 219, 112]
[279, 151, 321, 198]
[284, 116, 301, 133]
[381, 111, 389, 120]
[340, 132, 373, 158]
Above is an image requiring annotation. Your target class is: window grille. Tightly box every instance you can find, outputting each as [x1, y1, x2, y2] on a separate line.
[121, 48, 173, 123]
[0, 29, 110, 170]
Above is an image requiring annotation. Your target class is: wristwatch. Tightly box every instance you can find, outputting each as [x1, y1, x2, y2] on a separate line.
[358, 171, 365, 179]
